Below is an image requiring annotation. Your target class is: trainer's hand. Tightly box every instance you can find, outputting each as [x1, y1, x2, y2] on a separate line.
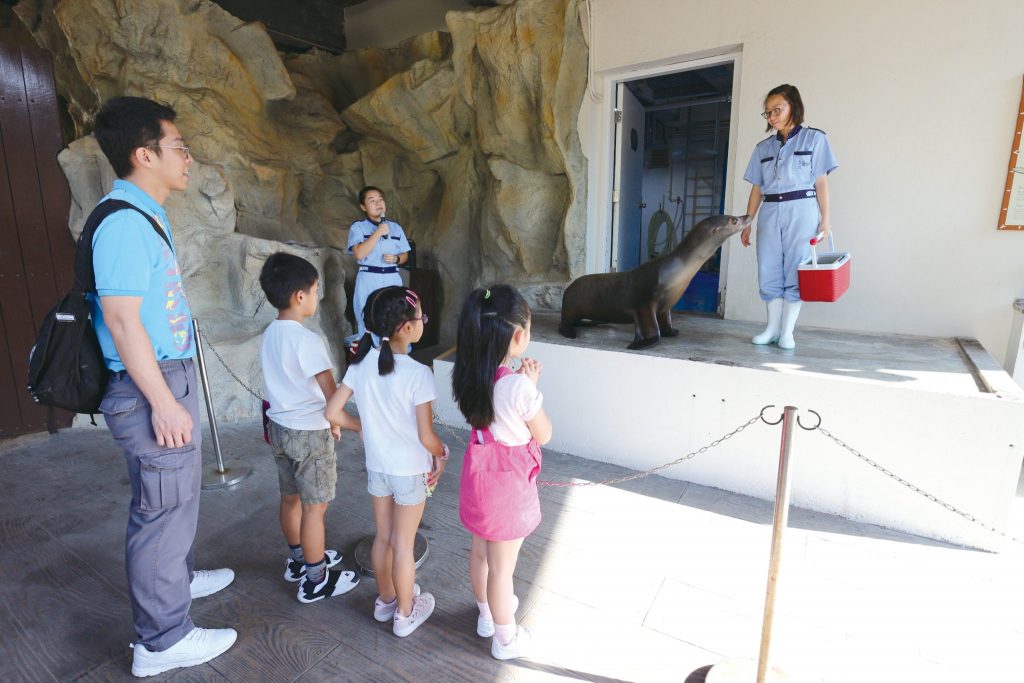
[375, 222, 390, 238]
[152, 401, 193, 448]
[518, 357, 543, 385]
[740, 225, 752, 247]
[383, 253, 398, 264]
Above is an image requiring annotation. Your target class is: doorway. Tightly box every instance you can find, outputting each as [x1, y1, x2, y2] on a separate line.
[610, 62, 734, 314]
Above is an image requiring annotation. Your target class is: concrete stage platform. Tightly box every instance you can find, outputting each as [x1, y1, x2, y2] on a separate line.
[434, 311, 1024, 551]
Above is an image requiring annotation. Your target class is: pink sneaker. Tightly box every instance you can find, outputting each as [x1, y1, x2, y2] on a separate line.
[374, 583, 421, 622]
[392, 593, 435, 637]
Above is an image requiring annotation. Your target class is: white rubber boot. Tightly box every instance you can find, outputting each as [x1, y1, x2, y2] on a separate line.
[752, 298, 783, 345]
[777, 300, 803, 350]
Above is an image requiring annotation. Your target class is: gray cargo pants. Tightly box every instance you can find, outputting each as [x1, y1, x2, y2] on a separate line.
[100, 358, 202, 652]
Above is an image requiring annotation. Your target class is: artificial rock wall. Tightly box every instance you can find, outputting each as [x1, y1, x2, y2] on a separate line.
[14, 0, 588, 419]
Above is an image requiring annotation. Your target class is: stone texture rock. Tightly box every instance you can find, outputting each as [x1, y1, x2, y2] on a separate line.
[34, 0, 345, 242]
[18, 0, 589, 414]
[284, 32, 452, 115]
[58, 136, 348, 421]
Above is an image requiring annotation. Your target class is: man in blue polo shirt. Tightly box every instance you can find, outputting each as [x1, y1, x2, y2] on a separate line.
[91, 97, 236, 677]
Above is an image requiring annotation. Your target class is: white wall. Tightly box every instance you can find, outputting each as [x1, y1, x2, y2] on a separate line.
[345, 0, 467, 48]
[434, 343, 1024, 551]
[581, 0, 1024, 365]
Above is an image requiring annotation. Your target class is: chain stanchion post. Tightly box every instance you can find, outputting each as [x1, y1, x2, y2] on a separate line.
[707, 405, 795, 683]
[194, 318, 252, 490]
[756, 404, 796, 682]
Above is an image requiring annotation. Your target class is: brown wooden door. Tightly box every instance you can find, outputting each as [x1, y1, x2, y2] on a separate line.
[0, 43, 75, 437]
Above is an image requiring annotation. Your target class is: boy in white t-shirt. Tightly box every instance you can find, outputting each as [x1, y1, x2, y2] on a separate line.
[259, 252, 360, 603]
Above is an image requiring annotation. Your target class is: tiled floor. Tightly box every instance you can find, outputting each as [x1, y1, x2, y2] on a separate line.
[2, 417, 1023, 682]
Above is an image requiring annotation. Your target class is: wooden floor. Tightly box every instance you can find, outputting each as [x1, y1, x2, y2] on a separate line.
[3, 417, 1023, 682]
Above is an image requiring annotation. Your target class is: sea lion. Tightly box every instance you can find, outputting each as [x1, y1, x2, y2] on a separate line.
[559, 214, 751, 349]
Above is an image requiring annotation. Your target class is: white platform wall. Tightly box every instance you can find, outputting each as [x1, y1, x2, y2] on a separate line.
[434, 342, 1024, 551]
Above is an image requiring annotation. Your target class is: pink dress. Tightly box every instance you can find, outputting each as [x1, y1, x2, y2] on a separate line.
[459, 367, 543, 541]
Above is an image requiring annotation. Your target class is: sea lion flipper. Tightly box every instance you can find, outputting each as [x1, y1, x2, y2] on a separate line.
[628, 304, 661, 350]
[657, 309, 679, 337]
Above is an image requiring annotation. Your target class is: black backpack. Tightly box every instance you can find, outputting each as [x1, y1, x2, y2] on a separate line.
[27, 199, 170, 419]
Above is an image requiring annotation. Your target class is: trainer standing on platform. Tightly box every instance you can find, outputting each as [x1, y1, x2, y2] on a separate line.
[740, 84, 838, 350]
[90, 97, 236, 678]
[345, 186, 411, 345]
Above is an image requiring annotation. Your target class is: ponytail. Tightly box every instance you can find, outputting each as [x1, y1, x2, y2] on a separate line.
[378, 336, 395, 375]
[451, 284, 531, 428]
[352, 332, 374, 365]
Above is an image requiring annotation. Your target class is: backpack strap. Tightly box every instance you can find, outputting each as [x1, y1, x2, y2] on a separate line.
[75, 199, 172, 294]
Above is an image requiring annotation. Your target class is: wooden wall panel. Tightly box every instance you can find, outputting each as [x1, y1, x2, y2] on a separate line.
[0, 43, 73, 437]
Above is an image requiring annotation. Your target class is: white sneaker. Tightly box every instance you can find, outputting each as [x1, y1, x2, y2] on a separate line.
[297, 568, 360, 604]
[477, 594, 519, 637]
[491, 625, 533, 661]
[189, 568, 235, 599]
[131, 627, 237, 677]
[284, 549, 342, 582]
[392, 593, 435, 637]
[374, 583, 421, 622]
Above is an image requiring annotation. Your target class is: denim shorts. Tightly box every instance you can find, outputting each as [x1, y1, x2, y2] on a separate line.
[367, 470, 428, 506]
[268, 421, 337, 505]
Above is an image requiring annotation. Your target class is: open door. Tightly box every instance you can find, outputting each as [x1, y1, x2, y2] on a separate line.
[611, 82, 645, 272]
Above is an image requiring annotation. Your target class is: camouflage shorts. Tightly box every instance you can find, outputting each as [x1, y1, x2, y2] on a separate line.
[268, 421, 337, 504]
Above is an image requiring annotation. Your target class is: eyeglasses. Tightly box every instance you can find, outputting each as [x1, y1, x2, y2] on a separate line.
[761, 106, 786, 120]
[410, 314, 429, 325]
[150, 144, 191, 158]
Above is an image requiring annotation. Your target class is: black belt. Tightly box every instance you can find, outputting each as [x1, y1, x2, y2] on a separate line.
[763, 189, 816, 202]
[359, 265, 398, 274]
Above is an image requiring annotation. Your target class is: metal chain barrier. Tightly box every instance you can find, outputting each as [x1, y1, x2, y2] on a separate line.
[432, 405, 769, 488]
[204, 337, 264, 404]
[794, 410, 1024, 546]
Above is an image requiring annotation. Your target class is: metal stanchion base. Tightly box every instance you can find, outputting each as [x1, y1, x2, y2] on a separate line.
[354, 533, 429, 576]
[706, 658, 790, 683]
[201, 459, 253, 490]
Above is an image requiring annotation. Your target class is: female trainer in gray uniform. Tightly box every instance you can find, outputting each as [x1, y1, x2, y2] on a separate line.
[740, 84, 838, 350]
[346, 186, 411, 345]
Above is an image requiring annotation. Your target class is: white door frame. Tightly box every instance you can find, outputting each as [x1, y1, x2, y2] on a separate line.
[586, 49, 743, 283]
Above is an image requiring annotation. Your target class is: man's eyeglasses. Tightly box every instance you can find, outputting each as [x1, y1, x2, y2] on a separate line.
[761, 106, 785, 120]
[150, 144, 191, 158]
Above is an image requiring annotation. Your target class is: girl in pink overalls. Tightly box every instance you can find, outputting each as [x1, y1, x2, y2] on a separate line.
[452, 285, 552, 661]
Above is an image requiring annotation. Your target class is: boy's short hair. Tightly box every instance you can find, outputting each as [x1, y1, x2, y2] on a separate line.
[94, 97, 177, 178]
[259, 252, 320, 310]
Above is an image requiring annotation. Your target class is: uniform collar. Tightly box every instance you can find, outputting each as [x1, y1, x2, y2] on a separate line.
[112, 179, 168, 220]
[775, 124, 803, 143]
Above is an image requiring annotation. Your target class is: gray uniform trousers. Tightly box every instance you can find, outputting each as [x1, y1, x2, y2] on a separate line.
[99, 359, 202, 652]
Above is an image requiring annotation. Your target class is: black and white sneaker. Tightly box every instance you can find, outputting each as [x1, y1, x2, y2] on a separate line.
[297, 569, 360, 604]
[284, 549, 342, 582]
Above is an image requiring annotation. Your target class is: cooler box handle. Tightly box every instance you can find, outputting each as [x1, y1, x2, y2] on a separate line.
[808, 231, 837, 267]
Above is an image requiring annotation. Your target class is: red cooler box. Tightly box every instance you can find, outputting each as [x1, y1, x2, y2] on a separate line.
[797, 233, 850, 302]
